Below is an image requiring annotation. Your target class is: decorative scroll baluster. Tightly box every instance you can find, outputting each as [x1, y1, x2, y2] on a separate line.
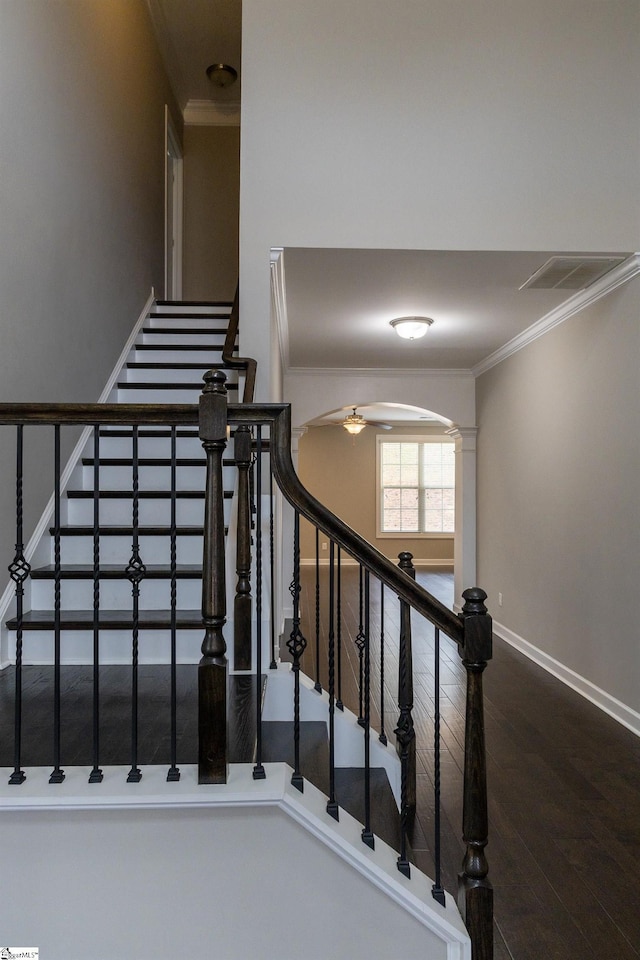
[287, 510, 307, 792]
[379, 581, 387, 746]
[432, 626, 445, 905]
[126, 424, 145, 783]
[458, 588, 493, 960]
[253, 426, 265, 780]
[89, 424, 103, 784]
[167, 425, 180, 782]
[269, 465, 277, 670]
[336, 546, 343, 711]
[199, 370, 229, 784]
[395, 551, 416, 876]
[313, 527, 322, 693]
[361, 569, 374, 849]
[355, 564, 365, 725]
[50, 424, 65, 784]
[326, 539, 339, 821]
[234, 425, 252, 670]
[8, 425, 29, 785]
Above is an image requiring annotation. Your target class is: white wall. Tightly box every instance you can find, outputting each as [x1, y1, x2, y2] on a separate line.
[240, 0, 640, 399]
[0, 1, 180, 561]
[476, 278, 640, 723]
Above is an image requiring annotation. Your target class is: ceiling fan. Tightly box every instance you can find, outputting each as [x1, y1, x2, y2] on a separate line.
[322, 407, 392, 435]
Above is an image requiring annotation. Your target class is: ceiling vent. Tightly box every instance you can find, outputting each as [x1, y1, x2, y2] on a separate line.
[519, 256, 625, 291]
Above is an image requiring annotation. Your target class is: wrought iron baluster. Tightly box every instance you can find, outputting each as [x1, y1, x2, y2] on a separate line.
[126, 424, 145, 783]
[326, 539, 339, 821]
[432, 626, 445, 905]
[355, 563, 365, 725]
[379, 580, 387, 746]
[313, 526, 321, 693]
[253, 426, 265, 780]
[8, 425, 29, 785]
[287, 510, 306, 792]
[395, 553, 416, 877]
[89, 424, 103, 783]
[167, 425, 180, 782]
[234, 425, 252, 670]
[50, 424, 64, 784]
[361, 569, 374, 848]
[269, 464, 277, 670]
[336, 545, 343, 711]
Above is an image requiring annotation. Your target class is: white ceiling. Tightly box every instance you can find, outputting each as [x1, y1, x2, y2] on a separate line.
[146, 3, 633, 412]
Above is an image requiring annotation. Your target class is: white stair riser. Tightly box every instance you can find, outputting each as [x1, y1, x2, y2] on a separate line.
[151, 304, 232, 316]
[50, 535, 204, 565]
[117, 387, 205, 403]
[97, 436, 204, 458]
[147, 317, 231, 330]
[68, 498, 221, 525]
[132, 348, 229, 364]
[31, 578, 202, 610]
[141, 331, 226, 346]
[124, 367, 237, 385]
[11, 628, 203, 665]
[81, 464, 211, 490]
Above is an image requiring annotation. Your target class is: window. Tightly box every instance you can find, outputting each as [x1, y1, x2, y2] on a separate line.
[377, 437, 455, 536]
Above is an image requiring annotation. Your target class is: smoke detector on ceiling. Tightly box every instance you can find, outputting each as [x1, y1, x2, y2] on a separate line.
[519, 256, 625, 291]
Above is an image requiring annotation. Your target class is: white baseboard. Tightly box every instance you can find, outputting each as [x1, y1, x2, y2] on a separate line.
[493, 620, 640, 738]
[0, 290, 155, 662]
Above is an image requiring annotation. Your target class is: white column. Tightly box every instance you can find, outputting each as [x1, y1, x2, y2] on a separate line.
[446, 426, 478, 613]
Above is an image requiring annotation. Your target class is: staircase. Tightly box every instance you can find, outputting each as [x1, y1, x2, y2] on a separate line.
[6, 300, 236, 666]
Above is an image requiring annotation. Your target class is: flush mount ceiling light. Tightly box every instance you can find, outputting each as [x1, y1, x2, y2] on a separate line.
[342, 408, 367, 436]
[389, 316, 434, 340]
[206, 63, 238, 88]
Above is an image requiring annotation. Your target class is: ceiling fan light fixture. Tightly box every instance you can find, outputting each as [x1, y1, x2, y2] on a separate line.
[390, 316, 434, 340]
[342, 409, 367, 435]
[206, 63, 238, 88]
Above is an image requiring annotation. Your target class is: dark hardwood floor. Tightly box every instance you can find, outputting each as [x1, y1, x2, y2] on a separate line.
[2, 566, 640, 958]
[298, 565, 640, 960]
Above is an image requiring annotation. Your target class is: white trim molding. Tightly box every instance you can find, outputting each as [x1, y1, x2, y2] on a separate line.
[494, 619, 640, 738]
[287, 366, 474, 379]
[270, 248, 290, 371]
[472, 253, 640, 377]
[183, 99, 241, 126]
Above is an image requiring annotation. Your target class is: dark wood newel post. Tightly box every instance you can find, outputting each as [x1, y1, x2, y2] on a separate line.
[198, 369, 229, 784]
[234, 425, 252, 670]
[458, 587, 493, 960]
[396, 552, 416, 819]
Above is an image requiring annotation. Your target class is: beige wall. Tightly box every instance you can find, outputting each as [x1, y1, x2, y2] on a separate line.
[298, 425, 454, 565]
[476, 279, 640, 715]
[0, 0, 179, 561]
[183, 126, 240, 301]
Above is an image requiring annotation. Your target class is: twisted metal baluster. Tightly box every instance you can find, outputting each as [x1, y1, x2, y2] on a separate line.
[355, 564, 365, 725]
[379, 581, 387, 745]
[8, 425, 29, 785]
[269, 464, 277, 670]
[361, 569, 374, 848]
[89, 424, 103, 783]
[49, 425, 64, 784]
[167, 425, 180, 782]
[313, 526, 322, 693]
[126, 424, 145, 782]
[432, 626, 445, 904]
[287, 511, 306, 791]
[253, 426, 266, 780]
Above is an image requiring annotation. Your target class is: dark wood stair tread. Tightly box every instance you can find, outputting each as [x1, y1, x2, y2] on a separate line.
[67, 489, 233, 499]
[117, 381, 239, 391]
[6, 609, 203, 630]
[81, 458, 208, 467]
[30, 564, 203, 579]
[135, 344, 237, 353]
[50, 525, 206, 536]
[141, 326, 228, 336]
[149, 313, 232, 321]
[155, 299, 233, 307]
[126, 362, 227, 370]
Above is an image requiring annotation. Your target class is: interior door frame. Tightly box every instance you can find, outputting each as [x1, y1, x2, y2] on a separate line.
[164, 104, 184, 301]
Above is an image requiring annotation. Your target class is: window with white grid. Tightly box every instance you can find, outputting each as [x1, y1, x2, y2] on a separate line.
[377, 438, 455, 536]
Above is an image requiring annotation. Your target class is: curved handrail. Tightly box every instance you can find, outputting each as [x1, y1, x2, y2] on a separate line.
[222, 285, 257, 403]
[228, 402, 464, 645]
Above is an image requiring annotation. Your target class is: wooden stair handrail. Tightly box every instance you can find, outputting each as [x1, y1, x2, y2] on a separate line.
[222, 285, 257, 404]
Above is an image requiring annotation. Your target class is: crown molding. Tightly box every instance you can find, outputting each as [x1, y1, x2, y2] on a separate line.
[285, 366, 474, 379]
[472, 253, 640, 378]
[183, 99, 240, 126]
